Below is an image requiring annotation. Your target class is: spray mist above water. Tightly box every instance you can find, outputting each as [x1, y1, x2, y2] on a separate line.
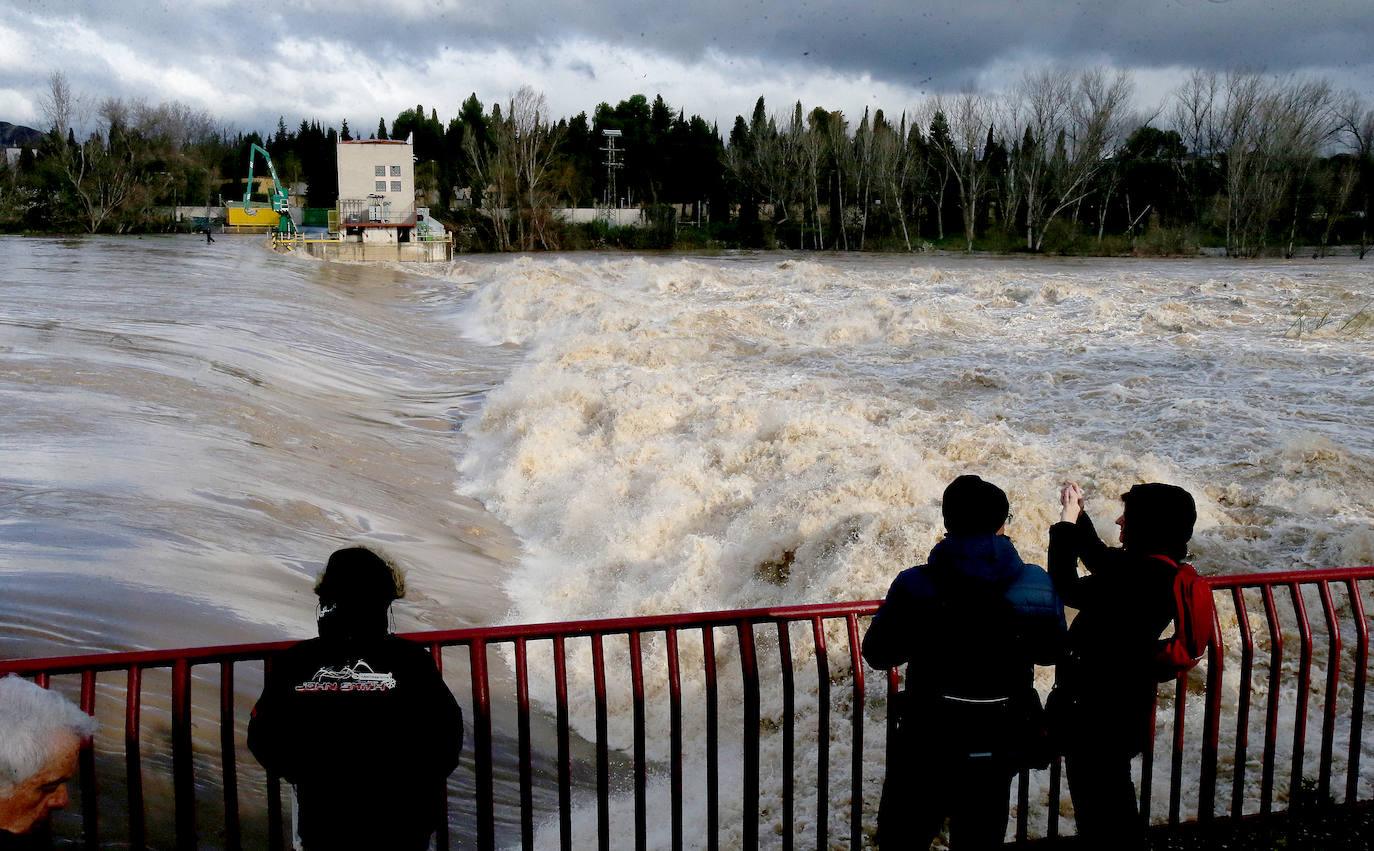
[451, 255, 1374, 626]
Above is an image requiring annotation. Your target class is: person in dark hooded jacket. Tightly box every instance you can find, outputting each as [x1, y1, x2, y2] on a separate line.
[862, 475, 1065, 849]
[248, 547, 463, 850]
[1048, 480, 1197, 849]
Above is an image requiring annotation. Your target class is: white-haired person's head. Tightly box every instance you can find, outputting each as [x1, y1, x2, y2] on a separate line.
[0, 675, 98, 835]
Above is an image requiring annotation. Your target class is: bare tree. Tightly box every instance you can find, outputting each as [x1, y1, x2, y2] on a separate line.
[1212, 72, 1340, 256]
[932, 93, 996, 251]
[39, 71, 75, 140]
[463, 88, 567, 251]
[1335, 92, 1374, 258]
[748, 105, 804, 241]
[44, 90, 145, 233]
[1171, 69, 1225, 159]
[1006, 67, 1133, 250]
[1167, 69, 1227, 230]
[871, 111, 914, 251]
[466, 102, 515, 251]
[1007, 67, 1071, 249]
[509, 86, 564, 250]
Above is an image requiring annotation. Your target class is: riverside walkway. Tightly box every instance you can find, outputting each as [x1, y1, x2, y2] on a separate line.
[2, 565, 1371, 849]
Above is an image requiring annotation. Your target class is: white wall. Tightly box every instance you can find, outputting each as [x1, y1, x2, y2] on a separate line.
[553, 207, 645, 227]
[336, 140, 416, 222]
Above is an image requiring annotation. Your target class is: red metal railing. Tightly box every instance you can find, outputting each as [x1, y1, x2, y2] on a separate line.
[2, 567, 1371, 849]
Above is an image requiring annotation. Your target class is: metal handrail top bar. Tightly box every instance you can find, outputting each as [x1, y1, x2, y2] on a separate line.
[1204, 565, 1374, 588]
[0, 599, 885, 676]
[6, 571, 1372, 675]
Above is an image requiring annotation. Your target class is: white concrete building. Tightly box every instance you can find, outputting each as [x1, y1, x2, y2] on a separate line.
[336, 139, 416, 244]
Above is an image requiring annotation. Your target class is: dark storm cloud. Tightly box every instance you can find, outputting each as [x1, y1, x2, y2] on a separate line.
[35, 0, 1374, 87]
[2, 0, 1371, 131]
[341, 0, 1374, 87]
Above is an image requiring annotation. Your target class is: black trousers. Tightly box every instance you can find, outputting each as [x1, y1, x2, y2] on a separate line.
[877, 749, 1013, 849]
[1064, 748, 1145, 850]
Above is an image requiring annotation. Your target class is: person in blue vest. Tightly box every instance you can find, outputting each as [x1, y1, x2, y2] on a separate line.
[249, 547, 463, 850]
[863, 475, 1065, 849]
[1048, 481, 1196, 849]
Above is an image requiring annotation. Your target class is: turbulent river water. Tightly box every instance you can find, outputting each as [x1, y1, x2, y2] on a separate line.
[2, 235, 1372, 845]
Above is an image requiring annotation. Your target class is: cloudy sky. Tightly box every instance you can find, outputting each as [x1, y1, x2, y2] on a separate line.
[2, 0, 1372, 136]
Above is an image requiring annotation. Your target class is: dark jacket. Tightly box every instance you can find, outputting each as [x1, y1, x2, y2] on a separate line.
[248, 634, 463, 850]
[0, 829, 50, 849]
[1048, 512, 1177, 756]
[863, 534, 1065, 700]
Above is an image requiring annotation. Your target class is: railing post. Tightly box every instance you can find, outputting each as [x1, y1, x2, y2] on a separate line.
[1288, 583, 1314, 810]
[1169, 673, 1187, 827]
[883, 667, 902, 843]
[590, 633, 610, 851]
[1140, 687, 1157, 826]
[1016, 767, 1030, 846]
[430, 643, 450, 851]
[1346, 578, 1369, 807]
[666, 628, 684, 851]
[514, 637, 534, 851]
[469, 638, 494, 851]
[171, 658, 196, 850]
[629, 630, 648, 851]
[703, 627, 719, 851]
[1047, 756, 1062, 840]
[220, 663, 241, 851]
[1259, 584, 1283, 817]
[1198, 597, 1225, 827]
[776, 621, 795, 851]
[1231, 587, 1255, 821]
[811, 617, 830, 845]
[125, 666, 146, 850]
[553, 635, 573, 851]
[845, 614, 864, 850]
[1316, 581, 1342, 803]
[737, 621, 760, 851]
[79, 669, 98, 849]
[262, 657, 283, 851]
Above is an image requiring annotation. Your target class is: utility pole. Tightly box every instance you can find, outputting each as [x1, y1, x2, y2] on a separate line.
[601, 128, 623, 226]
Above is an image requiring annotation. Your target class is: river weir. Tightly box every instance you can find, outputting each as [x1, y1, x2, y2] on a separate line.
[1, 235, 1371, 845]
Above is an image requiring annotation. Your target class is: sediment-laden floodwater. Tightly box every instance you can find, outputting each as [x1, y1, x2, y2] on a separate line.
[1, 235, 519, 662]
[2, 236, 1371, 846]
[448, 251, 1374, 847]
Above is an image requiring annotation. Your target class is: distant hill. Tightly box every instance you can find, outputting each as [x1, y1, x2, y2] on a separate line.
[0, 122, 43, 147]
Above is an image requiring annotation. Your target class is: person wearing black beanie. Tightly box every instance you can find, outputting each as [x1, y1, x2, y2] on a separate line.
[863, 475, 1065, 849]
[941, 474, 1012, 538]
[1119, 483, 1196, 564]
[1047, 480, 1196, 849]
[249, 547, 463, 850]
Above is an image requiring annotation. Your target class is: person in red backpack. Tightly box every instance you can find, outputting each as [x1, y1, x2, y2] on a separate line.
[1048, 480, 1197, 849]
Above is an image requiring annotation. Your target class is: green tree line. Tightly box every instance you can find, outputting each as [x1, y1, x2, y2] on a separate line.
[2, 68, 1370, 257]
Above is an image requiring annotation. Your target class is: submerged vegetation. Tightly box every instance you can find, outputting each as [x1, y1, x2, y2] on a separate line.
[1, 68, 1371, 258]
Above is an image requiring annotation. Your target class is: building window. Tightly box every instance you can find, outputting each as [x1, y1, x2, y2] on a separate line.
[390, 165, 401, 177]
[375, 180, 387, 192]
[374, 165, 385, 176]
[391, 181, 402, 193]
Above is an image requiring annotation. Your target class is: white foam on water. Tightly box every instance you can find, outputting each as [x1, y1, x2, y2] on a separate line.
[450, 254, 1374, 845]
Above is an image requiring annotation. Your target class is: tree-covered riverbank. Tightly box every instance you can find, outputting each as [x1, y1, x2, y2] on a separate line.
[2, 68, 1370, 258]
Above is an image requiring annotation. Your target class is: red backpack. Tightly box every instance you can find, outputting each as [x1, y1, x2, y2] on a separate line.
[1150, 555, 1216, 682]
